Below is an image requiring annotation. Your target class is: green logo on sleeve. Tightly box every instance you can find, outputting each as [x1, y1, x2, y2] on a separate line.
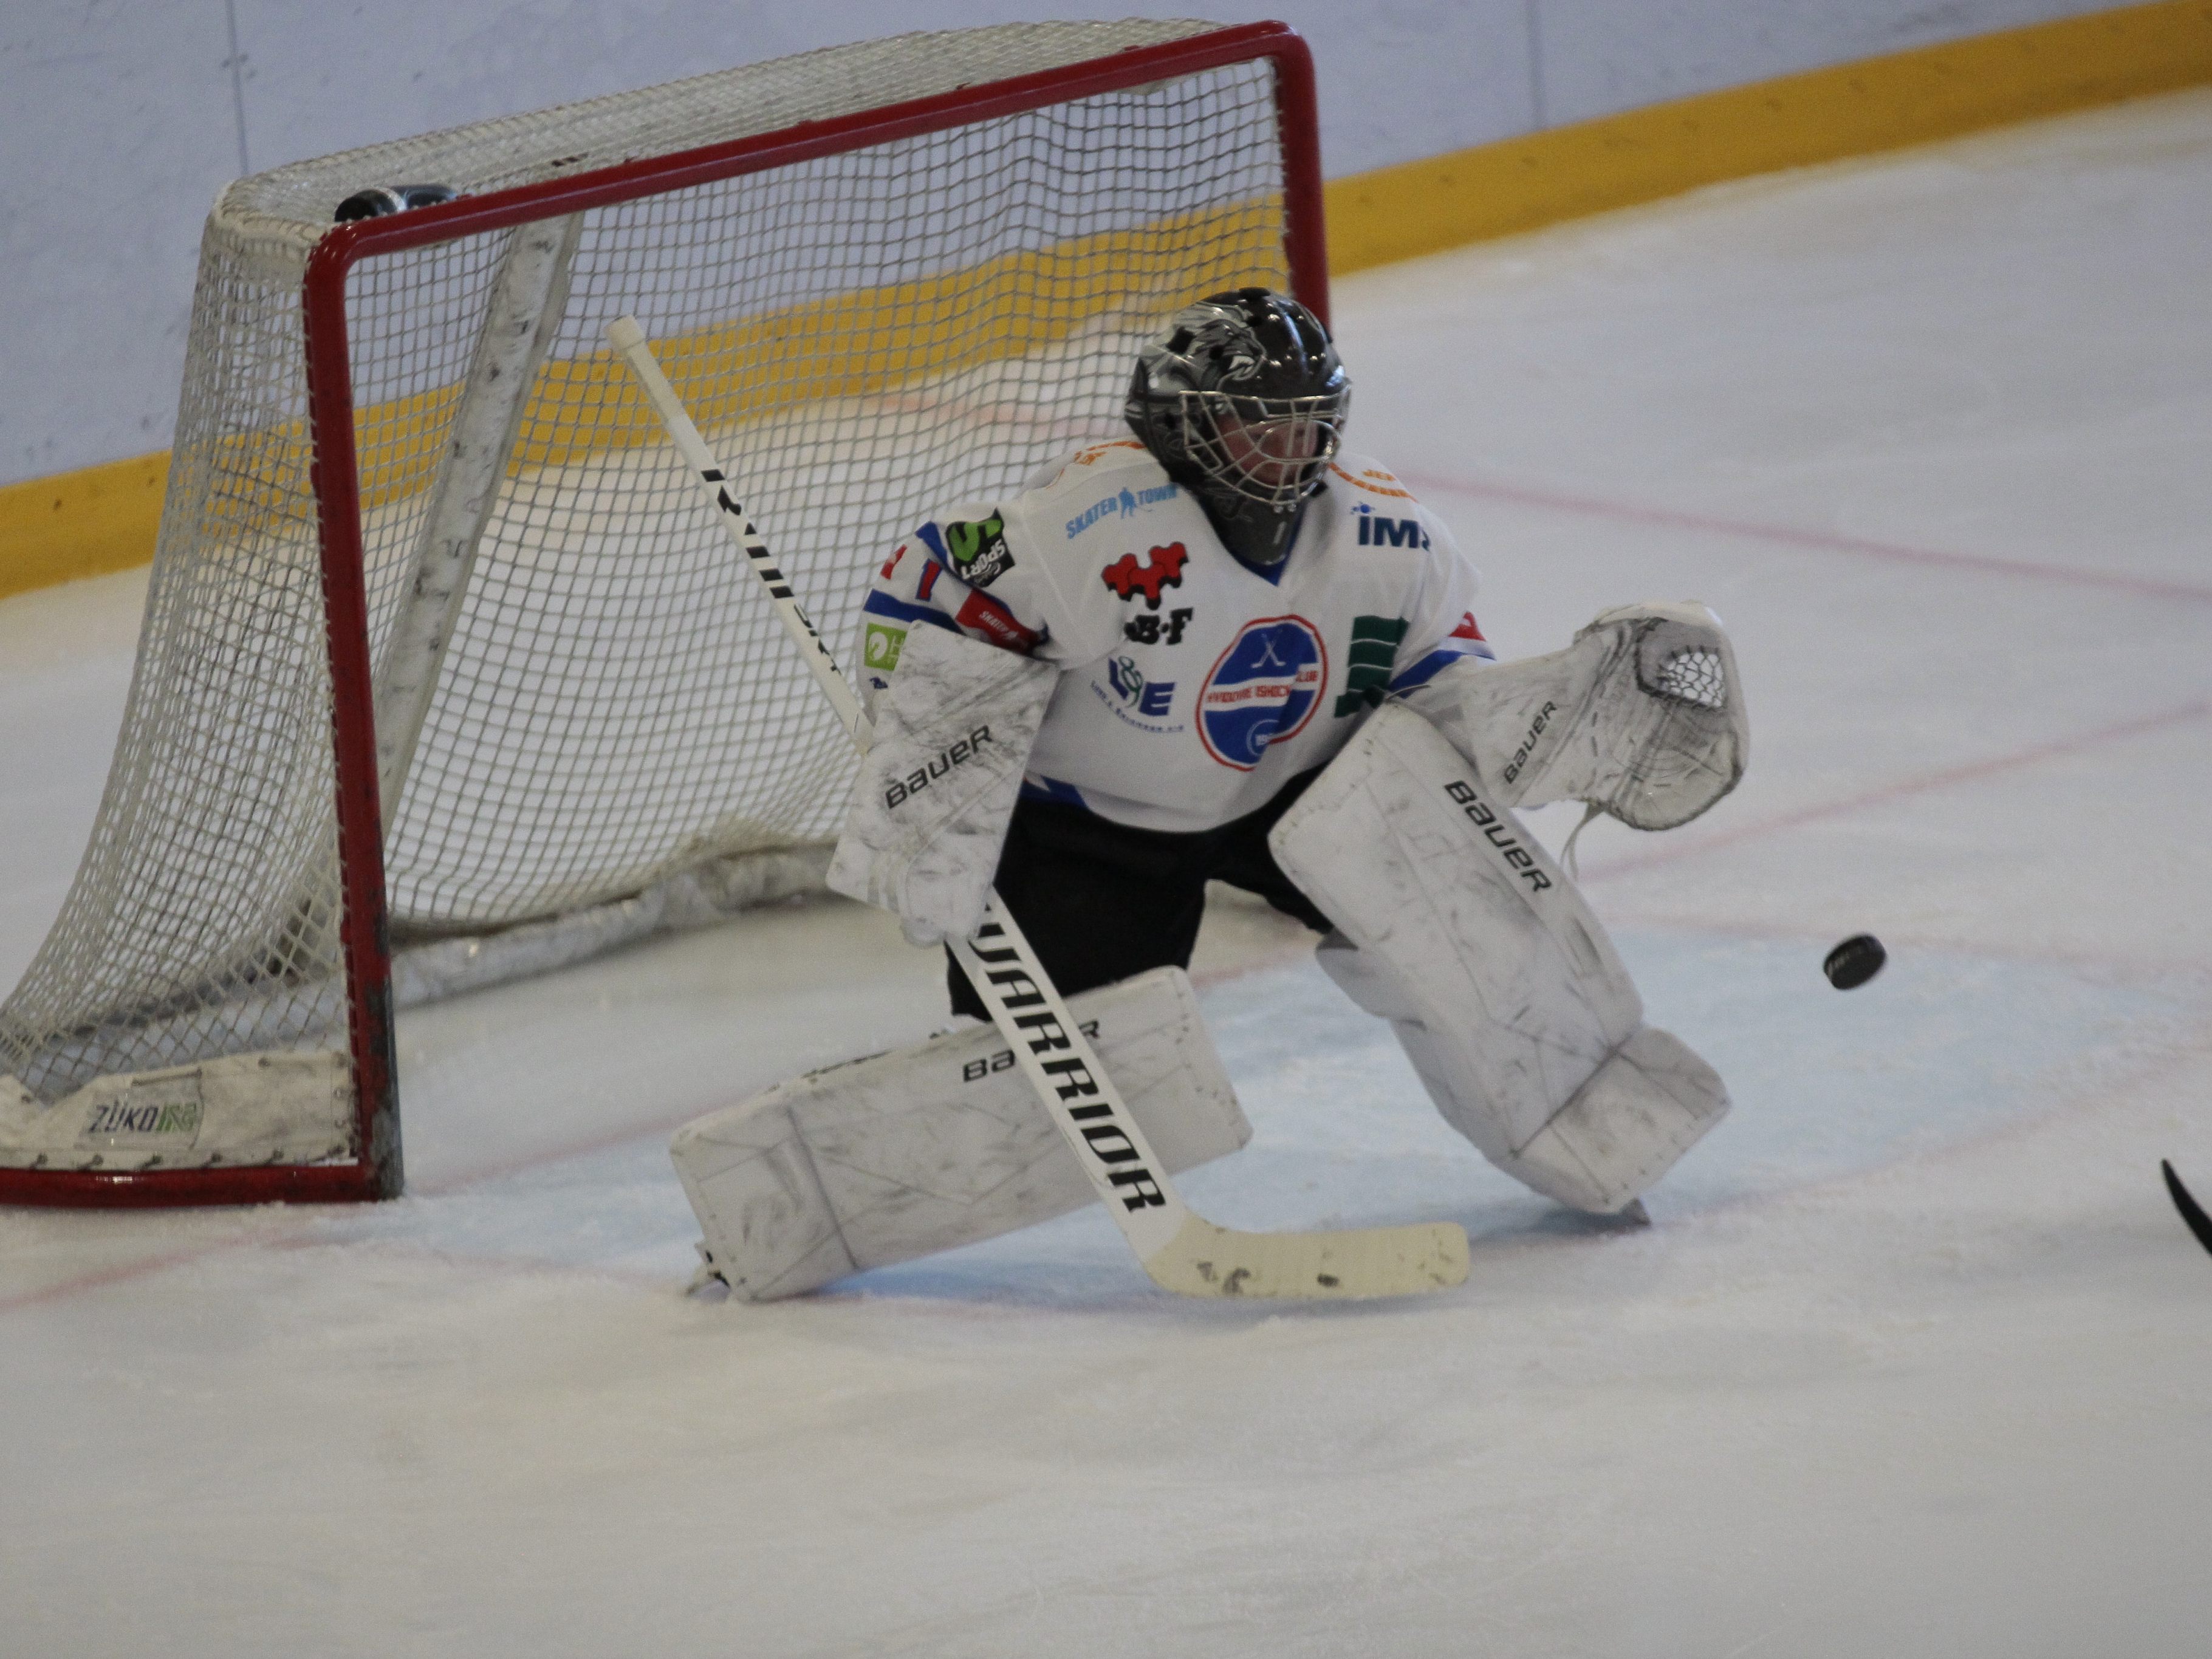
[863, 622, 908, 672]
[944, 512, 1014, 587]
[1334, 614, 1409, 716]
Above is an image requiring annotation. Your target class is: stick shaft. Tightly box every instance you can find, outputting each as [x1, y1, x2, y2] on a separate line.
[607, 315, 1193, 1261]
[607, 320, 865, 745]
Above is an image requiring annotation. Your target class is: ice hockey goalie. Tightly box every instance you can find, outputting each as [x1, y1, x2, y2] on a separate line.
[673, 290, 1749, 1295]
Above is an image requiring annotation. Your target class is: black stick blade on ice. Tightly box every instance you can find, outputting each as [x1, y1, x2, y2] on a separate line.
[2160, 1161, 2212, 1258]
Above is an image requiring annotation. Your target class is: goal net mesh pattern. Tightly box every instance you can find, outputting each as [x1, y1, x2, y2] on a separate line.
[2, 20, 1293, 1104]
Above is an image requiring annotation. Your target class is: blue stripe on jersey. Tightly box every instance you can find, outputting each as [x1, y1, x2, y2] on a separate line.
[1388, 643, 1493, 693]
[862, 590, 959, 631]
[1239, 550, 1287, 586]
[1019, 773, 1089, 810]
[907, 520, 959, 605]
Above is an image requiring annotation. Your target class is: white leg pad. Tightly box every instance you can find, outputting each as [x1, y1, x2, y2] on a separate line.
[1508, 1025, 1728, 1213]
[1273, 703, 1727, 1213]
[671, 966, 1248, 1299]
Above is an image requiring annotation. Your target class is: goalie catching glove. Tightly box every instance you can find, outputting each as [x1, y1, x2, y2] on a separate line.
[1416, 600, 1748, 830]
[826, 624, 1056, 946]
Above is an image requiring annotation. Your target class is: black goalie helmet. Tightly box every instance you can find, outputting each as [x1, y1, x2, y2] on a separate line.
[1125, 289, 1351, 565]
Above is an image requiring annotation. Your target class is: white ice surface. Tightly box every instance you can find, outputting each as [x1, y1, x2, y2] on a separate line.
[5, 92, 2212, 1657]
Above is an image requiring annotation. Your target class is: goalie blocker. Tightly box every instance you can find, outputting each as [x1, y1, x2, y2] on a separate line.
[1270, 701, 1729, 1214]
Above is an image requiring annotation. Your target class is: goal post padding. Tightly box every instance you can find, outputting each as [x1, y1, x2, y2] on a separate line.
[0, 19, 1326, 1205]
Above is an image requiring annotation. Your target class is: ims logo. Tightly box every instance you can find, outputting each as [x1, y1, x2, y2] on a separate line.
[1353, 505, 1430, 549]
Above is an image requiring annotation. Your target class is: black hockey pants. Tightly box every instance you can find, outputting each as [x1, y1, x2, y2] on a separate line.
[945, 771, 1334, 1019]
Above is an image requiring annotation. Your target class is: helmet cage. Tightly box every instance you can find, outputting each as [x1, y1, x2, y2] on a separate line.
[1171, 388, 1348, 511]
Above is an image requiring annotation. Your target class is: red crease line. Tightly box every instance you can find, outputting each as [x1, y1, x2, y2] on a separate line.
[0, 1237, 239, 1314]
[1396, 471, 2212, 605]
[1584, 698, 2212, 883]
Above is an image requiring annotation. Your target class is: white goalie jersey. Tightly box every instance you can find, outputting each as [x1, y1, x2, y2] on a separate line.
[857, 440, 1496, 834]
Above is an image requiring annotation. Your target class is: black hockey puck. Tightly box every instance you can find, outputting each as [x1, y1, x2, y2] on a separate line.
[1823, 933, 1886, 990]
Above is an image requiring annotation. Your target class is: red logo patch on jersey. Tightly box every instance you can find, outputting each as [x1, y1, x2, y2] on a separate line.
[1101, 542, 1189, 611]
[956, 587, 1041, 654]
[879, 543, 907, 580]
[1448, 611, 1486, 642]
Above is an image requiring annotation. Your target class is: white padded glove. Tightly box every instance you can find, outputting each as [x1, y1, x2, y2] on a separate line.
[1408, 600, 1748, 830]
[826, 624, 1056, 946]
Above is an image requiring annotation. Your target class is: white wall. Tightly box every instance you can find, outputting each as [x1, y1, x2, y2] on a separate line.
[0, 0, 2107, 487]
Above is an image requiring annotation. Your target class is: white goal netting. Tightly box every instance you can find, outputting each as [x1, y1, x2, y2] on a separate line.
[0, 21, 1298, 1159]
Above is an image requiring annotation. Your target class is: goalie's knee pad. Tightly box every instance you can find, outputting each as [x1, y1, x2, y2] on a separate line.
[1270, 703, 1727, 1213]
[670, 966, 1247, 1299]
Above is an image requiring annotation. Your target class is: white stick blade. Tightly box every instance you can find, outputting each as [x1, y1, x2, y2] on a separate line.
[1142, 1214, 1470, 1299]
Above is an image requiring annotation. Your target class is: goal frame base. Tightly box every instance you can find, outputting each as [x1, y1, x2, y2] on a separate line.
[0, 1161, 395, 1209]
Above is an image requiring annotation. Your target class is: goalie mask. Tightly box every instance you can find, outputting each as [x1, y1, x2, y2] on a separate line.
[1125, 289, 1351, 568]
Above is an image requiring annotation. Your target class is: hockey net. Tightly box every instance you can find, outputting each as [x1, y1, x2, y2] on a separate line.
[0, 19, 1323, 1203]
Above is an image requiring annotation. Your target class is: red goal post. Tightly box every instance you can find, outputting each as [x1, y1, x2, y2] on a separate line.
[0, 21, 1326, 1207]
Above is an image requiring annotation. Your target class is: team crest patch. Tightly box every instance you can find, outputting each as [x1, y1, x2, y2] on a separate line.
[1101, 542, 1188, 609]
[944, 512, 1013, 587]
[1197, 616, 1327, 770]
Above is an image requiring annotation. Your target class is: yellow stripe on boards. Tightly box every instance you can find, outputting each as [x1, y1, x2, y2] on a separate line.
[0, 453, 170, 600]
[505, 198, 1286, 476]
[8, 0, 2212, 601]
[36, 197, 1287, 580]
[1325, 0, 2212, 273]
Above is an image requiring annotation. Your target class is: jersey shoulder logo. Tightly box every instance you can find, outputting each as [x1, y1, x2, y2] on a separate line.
[944, 512, 1013, 587]
[1351, 503, 1430, 549]
[1197, 616, 1327, 770]
[1101, 542, 1189, 609]
[1066, 481, 1179, 539]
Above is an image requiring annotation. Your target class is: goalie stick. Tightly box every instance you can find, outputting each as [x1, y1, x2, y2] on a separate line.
[607, 315, 1468, 1299]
